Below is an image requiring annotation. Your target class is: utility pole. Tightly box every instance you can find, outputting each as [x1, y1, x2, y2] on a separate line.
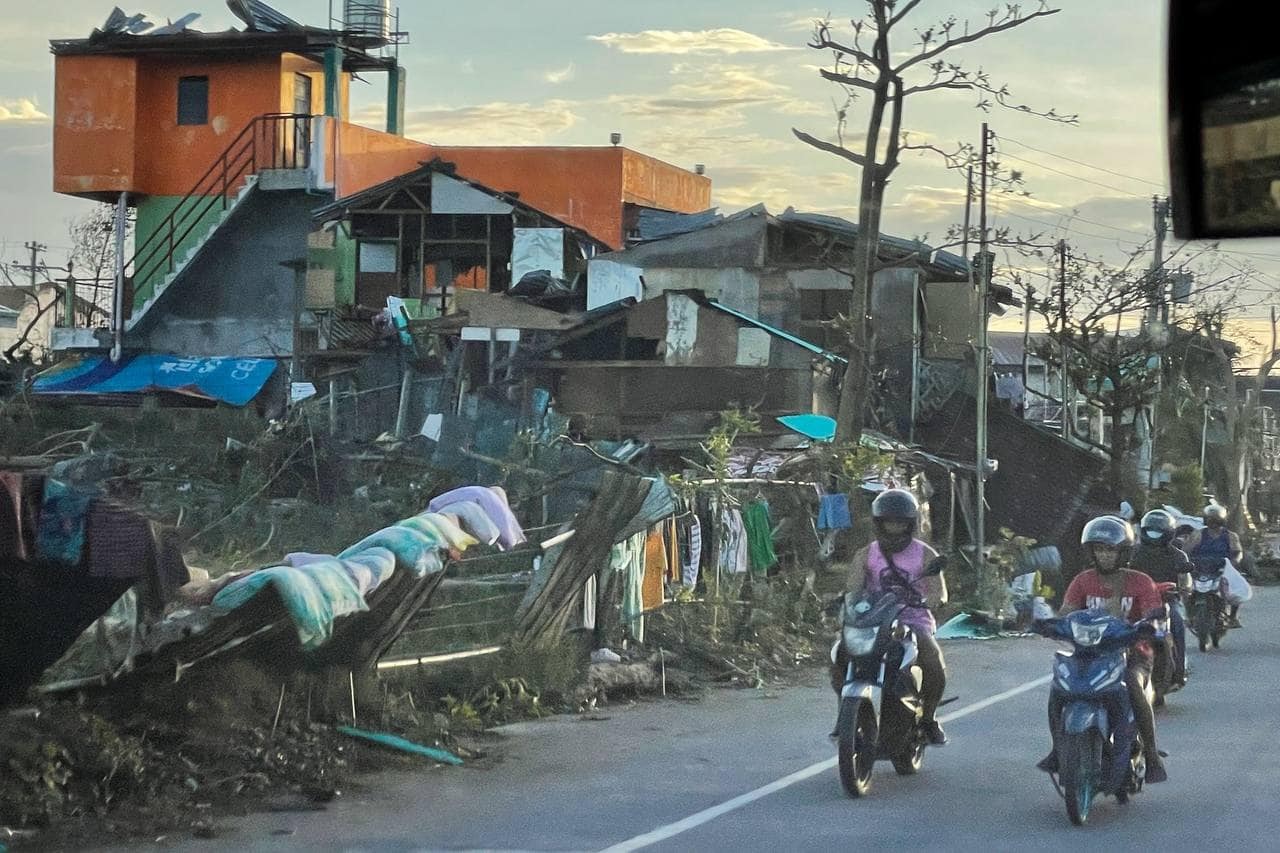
[1145, 196, 1171, 491]
[1021, 281, 1032, 410]
[1148, 196, 1170, 328]
[1059, 239, 1070, 438]
[961, 166, 974, 261]
[975, 123, 991, 578]
[12, 241, 48, 288]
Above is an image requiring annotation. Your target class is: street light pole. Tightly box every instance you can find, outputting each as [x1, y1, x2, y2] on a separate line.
[1200, 387, 1210, 472]
[976, 123, 991, 576]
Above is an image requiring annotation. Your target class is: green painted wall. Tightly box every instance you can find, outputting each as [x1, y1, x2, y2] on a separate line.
[132, 194, 227, 310]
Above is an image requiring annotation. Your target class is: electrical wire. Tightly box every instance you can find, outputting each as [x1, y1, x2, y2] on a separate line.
[997, 150, 1151, 198]
[996, 134, 1167, 189]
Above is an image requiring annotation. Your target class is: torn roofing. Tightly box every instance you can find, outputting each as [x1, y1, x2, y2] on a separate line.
[701, 297, 847, 364]
[312, 161, 610, 253]
[610, 203, 969, 280]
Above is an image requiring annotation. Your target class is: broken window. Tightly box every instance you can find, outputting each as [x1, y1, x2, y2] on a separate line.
[177, 76, 209, 126]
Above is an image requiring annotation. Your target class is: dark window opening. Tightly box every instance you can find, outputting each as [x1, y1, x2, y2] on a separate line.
[177, 76, 209, 126]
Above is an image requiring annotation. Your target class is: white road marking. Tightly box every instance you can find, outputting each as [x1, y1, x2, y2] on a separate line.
[596, 674, 1053, 853]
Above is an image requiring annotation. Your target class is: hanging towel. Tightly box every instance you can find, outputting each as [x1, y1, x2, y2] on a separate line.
[743, 500, 778, 575]
[642, 525, 667, 610]
[85, 500, 153, 580]
[582, 573, 597, 630]
[719, 508, 749, 575]
[817, 493, 853, 530]
[0, 471, 43, 561]
[614, 531, 646, 643]
[427, 486, 526, 549]
[437, 500, 502, 546]
[681, 514, 703, 588]
[664, 517, 681, 583]
[36, 479, 93, 566]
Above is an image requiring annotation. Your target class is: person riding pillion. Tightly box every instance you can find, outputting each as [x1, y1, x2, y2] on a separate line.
[1184, 504, 1245, 628]
[1038, 516, 1168, 783]
[841, 489, 949, 746]
[1131, 509, 1191, 687]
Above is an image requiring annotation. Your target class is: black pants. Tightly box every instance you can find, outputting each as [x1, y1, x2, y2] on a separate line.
[916, 632, 947, 722]
[830, 632, 947, 722]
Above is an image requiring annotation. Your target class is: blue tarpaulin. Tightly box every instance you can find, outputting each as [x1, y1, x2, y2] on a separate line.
[777, 414, 837, 442]
[33, 354, 277, 407]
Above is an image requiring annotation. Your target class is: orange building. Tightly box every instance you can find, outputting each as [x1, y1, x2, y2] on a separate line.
[47, 6, 709, 361]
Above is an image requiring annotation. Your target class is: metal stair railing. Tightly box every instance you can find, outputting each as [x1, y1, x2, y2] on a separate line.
[126, 112, 313, 310]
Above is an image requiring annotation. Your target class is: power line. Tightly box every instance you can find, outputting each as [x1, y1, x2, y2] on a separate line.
[996, 150, 1150, 198]
[996, 134, 1167, 189]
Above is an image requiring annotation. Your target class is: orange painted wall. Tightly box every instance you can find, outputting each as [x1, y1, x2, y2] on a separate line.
[334, 121, 433, 198]
[622, 149, 711, 213]
[53, 55, 139, 195]
[133, 55, 284, 197]
[433, 146, 627, 247]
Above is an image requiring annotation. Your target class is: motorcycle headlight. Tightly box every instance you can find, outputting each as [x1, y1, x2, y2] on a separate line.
[1071, 621, 1107, 647]
[842, 626, 879, 657]
[1194, 577, 1218, 593]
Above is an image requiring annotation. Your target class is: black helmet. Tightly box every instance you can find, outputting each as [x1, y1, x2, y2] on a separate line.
[1139, 509, 1176, 546]
[1081, 515, 1135, 573]
[1203, 503, 1228, 526]
[871, 489, 919, 554]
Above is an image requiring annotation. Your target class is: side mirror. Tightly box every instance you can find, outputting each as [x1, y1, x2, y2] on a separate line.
[1168, 0, 1280, 238]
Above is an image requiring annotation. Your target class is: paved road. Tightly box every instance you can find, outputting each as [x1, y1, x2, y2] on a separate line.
[209, 591, 1280, 852]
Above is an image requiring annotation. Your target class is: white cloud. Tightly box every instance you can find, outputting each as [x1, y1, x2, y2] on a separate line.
[610, 65, 800, 126]
[0, 98, 48, 122]
[375, 100, 581, 145]
[589, 28, 794, 55]
[781, 13, 827, 34]
[544, 63, 575, 84]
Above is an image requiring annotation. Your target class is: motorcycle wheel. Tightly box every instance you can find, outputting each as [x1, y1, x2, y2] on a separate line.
[837, 700, 876, 798]
[892, 736, 926, 776]
[1198, 635, 1210, 653]
[1058, 731, 1102, 827]
[1212, 630, 1223, 649]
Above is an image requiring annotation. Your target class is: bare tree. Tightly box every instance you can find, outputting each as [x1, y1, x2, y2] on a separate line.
[66, 203, 125, 325]
[1, 263, 60, 364]
[1204, 307, 1280, 532]
[795, 1, 1074, 442]
[1026, 244, 1251, 494]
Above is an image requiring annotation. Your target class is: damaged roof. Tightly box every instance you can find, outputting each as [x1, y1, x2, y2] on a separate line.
[312, 161, 610, 252]
[704, 299, 846, 364]
[50, 4, 392, 70]
[611, 203, 969, 281]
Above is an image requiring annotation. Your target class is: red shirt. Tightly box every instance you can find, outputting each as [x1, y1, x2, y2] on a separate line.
[1063, 568, 1161, 621]
[1062, 568, 1162, 657]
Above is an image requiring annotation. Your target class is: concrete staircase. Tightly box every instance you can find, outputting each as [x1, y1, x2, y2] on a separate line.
[124, 176, 260, 333]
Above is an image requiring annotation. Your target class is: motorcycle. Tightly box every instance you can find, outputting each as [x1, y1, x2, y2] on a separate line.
[1150, 582, 1181, 707]
[829, 557, 944, 798]
[1188, 557, 1228, 652]
[1032, 609, 1162, 826]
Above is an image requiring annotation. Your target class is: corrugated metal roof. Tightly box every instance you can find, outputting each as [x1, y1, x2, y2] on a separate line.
[776, 208, 970, 278]
[705, 299, 847, 364]
[633, 207, 723, 242]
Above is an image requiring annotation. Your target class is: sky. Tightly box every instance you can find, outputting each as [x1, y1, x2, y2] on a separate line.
[1, 0, 1278, 349]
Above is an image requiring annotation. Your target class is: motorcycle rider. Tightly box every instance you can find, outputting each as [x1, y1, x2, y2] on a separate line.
[1131, 509, 1191, 687]
[837, 489, 949, 745]
[1038, 516, 1167, 783]
[1184, 504, 1244, 627]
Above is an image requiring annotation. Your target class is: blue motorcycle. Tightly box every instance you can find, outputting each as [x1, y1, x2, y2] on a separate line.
[1032, 609, 1161, 826]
